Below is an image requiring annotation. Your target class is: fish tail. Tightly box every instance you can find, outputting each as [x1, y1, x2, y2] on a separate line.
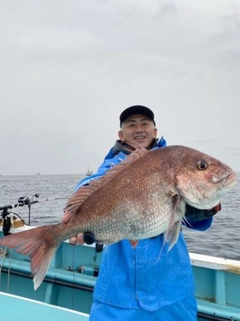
[0, 224, 59, 290]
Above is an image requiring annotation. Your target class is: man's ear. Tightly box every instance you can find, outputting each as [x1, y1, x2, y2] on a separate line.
[118, 129, 124, 141]
[153, 127, 158, 137]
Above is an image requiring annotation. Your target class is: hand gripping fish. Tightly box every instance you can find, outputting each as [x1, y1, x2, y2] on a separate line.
[0, 146, 236, 290]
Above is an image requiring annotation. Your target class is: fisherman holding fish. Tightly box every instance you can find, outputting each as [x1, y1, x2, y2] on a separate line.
[63, 105, 223, 321]
[0, 106, 235, 319]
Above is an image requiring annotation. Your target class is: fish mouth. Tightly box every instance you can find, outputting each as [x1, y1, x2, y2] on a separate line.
[185, 171, 236, 210]
[217, 171, 237, 189]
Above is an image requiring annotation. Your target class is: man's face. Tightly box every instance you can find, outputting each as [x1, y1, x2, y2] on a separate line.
[118, 114, 157, 149]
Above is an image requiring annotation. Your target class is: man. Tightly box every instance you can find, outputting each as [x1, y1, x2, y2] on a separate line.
[63, 105, 220, 320]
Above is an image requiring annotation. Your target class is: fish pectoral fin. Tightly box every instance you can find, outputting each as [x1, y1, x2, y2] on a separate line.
[164, 220, 182, 251]
[163, 194, 183, 251]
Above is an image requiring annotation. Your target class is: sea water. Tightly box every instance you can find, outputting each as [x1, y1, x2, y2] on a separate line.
[0, 172, 239, 260]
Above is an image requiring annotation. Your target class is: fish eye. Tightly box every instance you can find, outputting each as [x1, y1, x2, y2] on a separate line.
[197, 160, 208, 171]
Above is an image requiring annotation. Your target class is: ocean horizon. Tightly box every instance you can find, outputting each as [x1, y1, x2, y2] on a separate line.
[1, 172, 239, 260]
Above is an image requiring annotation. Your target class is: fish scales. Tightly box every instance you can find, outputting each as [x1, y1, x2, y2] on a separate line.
[0, 145, 236, 290]
[67, 152, 176, 242]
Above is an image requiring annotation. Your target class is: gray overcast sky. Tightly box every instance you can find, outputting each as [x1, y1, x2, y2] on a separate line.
[0, 0, 239, 175]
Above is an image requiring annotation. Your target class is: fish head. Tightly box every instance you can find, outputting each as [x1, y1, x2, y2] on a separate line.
[174, 147, 237, 210]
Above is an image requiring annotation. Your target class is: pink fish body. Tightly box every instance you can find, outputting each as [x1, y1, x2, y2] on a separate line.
[0, 146, 236, 290]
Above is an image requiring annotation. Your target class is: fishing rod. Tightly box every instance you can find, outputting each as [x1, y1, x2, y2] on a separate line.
[0, 194, 104, 253]
[0, 194, 39, 235]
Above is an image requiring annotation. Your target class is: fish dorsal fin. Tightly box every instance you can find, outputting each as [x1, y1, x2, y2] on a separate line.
[65, 147, 149, 218]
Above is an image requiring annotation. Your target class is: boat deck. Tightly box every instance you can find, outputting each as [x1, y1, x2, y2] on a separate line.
[0, 292, 89, 321]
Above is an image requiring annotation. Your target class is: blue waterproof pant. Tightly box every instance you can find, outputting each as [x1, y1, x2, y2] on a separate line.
[89, 296, 197, 321]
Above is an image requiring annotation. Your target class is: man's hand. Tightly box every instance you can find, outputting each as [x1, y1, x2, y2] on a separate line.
[69, 234, 85, 246]
[211, 203, 222, 214]
[62, 211, 96, 245]
[185, 202, 222, 221]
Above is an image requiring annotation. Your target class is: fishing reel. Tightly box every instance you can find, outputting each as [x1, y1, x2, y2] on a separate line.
[0, 194, 39, 236]
[18, 194, 40, 207]
[18, 196, 30, 206]
[83, 232, 104, 253]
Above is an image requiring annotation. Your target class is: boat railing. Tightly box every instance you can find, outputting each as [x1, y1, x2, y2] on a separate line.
[190, 253, 240, 320]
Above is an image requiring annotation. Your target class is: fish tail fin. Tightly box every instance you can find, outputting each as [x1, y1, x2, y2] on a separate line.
[0, 224, 59, 290]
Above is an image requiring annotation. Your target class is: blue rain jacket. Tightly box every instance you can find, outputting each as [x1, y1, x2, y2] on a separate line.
[75, 137, 213, 311]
